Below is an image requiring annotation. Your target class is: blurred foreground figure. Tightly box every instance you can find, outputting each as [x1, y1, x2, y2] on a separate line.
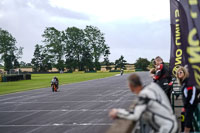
[109, 74, 178, 133]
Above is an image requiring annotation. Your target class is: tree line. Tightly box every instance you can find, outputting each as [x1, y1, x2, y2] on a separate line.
[0, 26, 133, 72]
[0, 26, 154, 72]
[31, 26, 110, 72]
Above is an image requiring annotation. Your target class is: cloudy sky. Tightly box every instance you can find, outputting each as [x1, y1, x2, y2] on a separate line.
[0, 0, 171, 63]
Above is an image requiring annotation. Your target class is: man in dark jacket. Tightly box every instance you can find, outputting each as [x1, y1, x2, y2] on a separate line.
[153, 56, 172, 101]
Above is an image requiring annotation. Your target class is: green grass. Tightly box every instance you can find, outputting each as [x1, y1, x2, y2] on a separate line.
[0, 72, 121, 95]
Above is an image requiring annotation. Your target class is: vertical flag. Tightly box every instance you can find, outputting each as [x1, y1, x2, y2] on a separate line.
[170, 0, 200, 87]
[169, 0, 187, 76]
[179, 0, 200, 86]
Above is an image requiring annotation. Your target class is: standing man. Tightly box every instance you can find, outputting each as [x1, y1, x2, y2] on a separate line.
[153, 56, 172, 101]
[109, 74, 178, 133]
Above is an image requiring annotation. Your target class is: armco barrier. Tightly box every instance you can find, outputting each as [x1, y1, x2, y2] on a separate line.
[109, 70, 120, 72]
[2, 74, 31, 82]
[85, 71, 97, 73]
[5, 75, 23, 82]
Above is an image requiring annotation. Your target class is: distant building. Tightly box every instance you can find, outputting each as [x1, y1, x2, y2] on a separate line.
[100, 65, 135, 72]
[2, 64, 135, 73]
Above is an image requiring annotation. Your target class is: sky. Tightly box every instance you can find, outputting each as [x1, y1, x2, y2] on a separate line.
[0, 0, 171, 63]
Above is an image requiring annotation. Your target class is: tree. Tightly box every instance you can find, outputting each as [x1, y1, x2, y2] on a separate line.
[31, 44, 53, 72]
[64, 27, 85, 71]
[115, 55, 127, 70]
[4, 55, 13, 71]
[42, 27, 65, 71]
[134, 57, 150, 71]
[81, 45, 94, 71]
[148, 58, 155, 69]
[31, 44, 41, 72]
[0, 28, 23, 71]
[84, 25, 109, 70]
[26, 63, 32, 67]
[13, 59, 20, 68]
[65, 55, 76, 72]
[103, 47, 111, 70]
[20, 61, 26, 67]
[40, 48, 53, 72]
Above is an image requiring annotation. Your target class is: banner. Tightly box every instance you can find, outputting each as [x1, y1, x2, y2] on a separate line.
[170, 0, 200, 87]
[169, 0, 187, 76]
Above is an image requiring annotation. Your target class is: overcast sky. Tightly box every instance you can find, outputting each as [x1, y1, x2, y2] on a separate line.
[0, 0, 171, 63]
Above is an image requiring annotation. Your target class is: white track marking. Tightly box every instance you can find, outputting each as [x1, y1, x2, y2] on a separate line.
[2, 100, 134, 104]
[0, 109, 110, 112]
[0, 123, 112, 127]
[4, 112, 38, 123]
[0, 94, 52, 102]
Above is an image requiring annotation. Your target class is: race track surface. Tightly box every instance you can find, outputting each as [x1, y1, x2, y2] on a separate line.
[0, 72, 151, 133]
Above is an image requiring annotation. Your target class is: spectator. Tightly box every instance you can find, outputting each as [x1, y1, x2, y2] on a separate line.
[176, 66, 198, 133]
[152, 56, 172, 101]
[109, 73, 178, 133]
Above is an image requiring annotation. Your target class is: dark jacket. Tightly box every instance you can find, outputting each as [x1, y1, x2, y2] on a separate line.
[153, 63, 171, 91]
[181, 78, 198, 109]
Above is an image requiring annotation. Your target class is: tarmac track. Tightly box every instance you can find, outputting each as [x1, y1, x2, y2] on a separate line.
[0, 72, 151, 133]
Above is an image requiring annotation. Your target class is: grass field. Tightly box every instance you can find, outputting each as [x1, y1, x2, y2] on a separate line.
[0, 72, 126, 95]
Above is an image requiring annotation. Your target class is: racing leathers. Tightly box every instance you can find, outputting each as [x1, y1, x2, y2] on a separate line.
[51, 77, 59, 89]
[116, 82, 178, 133]
[181, 78, 198, 128]
[153, 63, 172, 101]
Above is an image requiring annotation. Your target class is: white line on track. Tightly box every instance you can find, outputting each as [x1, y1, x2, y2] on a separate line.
[0, 109, 110, 112]
[0, 94, 52, 102]
[2, 100, 134, 104]
[0, 123, 113, 127]
[3, 111, 39, 124]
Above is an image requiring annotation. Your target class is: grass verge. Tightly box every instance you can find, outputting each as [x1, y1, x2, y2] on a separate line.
[0, 72, 123, 95]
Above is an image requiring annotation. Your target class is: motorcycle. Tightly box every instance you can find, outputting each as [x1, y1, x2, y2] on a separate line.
[51, 80, 58, 92]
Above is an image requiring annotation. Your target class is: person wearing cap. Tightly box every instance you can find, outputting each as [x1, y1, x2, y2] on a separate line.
[109, 74, 178, 133]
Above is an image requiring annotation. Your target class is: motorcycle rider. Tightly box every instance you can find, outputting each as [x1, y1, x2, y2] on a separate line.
[51, 76, 59, 91]
[109, 74, 178, 133]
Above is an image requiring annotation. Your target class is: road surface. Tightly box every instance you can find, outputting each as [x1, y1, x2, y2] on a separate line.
[0, 72, 151, 133]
